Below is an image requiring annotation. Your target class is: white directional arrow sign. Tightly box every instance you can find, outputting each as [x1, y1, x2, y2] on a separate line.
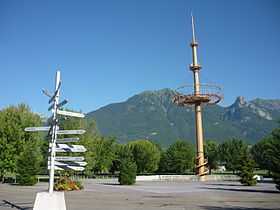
[55, 144, 87, 153]
[47, 165, 65, 171]
[56, 109, 85, 118]
[56, 137, 80, 143]
[57, 130, 86, 135]
[48, 160, 87, 167]
[48, 159, 86, 171]
[55, 156, 85, 162]
[25, 126, 51, 132]
[48, 165, 85, 171]
[62, 165, 85, 171]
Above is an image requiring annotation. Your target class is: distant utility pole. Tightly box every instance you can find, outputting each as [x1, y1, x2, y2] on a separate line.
[172, 15, 222, 181]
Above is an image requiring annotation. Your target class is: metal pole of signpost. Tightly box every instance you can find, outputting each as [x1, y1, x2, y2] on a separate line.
[49, 71, 60, 194]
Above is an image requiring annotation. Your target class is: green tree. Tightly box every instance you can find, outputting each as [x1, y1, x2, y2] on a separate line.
[81, 132, 99, 177]
[17, 140, 42, 185]
[0, 104, 42, 182]
[270, 128, 280, 190]
[204, 140, 219, 174]
[110, 144, 134, 174]
[128, 140, 160, 173]
[251, 136, 274, 171]
[78, 119, 101, 176]
[252, 127, 280, 190]
[163, 140, 195, 173]
[91, 137, 116, 173]
[218, 139, 247, 173]
[114, 144, 137, 185]
[157, 150, 168, 173]
[238, 152, 257, 186]
[118, 158, 137, 185]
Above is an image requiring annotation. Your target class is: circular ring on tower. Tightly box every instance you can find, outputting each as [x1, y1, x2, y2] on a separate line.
[190, 42, 198, 47]
[172, 84, 223, 106]
[190, 64, 202, 71]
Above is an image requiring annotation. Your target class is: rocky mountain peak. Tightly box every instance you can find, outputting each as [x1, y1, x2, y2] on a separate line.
[234, 96, 247, 108]
[226, 96, 275, 121]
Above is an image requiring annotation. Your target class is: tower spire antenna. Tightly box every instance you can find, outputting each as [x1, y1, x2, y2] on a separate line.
[191, 13, 196, 43]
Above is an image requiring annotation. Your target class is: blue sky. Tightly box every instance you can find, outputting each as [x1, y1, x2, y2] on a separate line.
[0, 0, 279, 114]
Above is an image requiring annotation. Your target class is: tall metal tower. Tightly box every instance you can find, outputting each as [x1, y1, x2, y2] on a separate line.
[173, 15, 222, 181]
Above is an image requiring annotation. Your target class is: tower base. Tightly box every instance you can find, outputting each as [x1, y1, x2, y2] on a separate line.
[33, 191, 66, 210]
[198, 175, 207, 182]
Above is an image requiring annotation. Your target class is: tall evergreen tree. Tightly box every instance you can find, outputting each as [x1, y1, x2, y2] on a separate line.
[238, 152, 257, 186]
[118, 158, 137, 185]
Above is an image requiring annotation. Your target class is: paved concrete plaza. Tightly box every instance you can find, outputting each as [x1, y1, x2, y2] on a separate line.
[0, 179, 279, 210]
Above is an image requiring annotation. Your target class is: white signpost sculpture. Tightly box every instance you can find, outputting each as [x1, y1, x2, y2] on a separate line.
[25, 71, 86, 210]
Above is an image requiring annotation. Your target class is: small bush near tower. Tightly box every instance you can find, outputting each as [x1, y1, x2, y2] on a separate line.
[238, 152, 257, 186]
[118, 159, 137, 185]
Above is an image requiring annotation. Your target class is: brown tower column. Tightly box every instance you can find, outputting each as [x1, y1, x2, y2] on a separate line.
[172, 15, 222, 181]
[190, 15, 206, 181]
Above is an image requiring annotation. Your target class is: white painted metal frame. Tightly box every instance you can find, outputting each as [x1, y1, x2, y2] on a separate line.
[48, 71, 61, 193]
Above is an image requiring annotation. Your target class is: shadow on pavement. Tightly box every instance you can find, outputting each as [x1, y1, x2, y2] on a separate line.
[202, 187, 279, 194]
[0, 200, 32, 210]
[100, 183, 120, 186]
[200, 205, 279, 210]
[206, 183, 242, 187]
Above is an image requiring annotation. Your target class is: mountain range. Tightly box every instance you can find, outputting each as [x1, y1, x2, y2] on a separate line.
[86, 89, 280, 146]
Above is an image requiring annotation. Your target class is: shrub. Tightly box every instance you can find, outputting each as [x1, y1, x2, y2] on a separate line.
[118, 159, 137, 185]
[54, 176, 84, 191]
[238, 153, 257, 186]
